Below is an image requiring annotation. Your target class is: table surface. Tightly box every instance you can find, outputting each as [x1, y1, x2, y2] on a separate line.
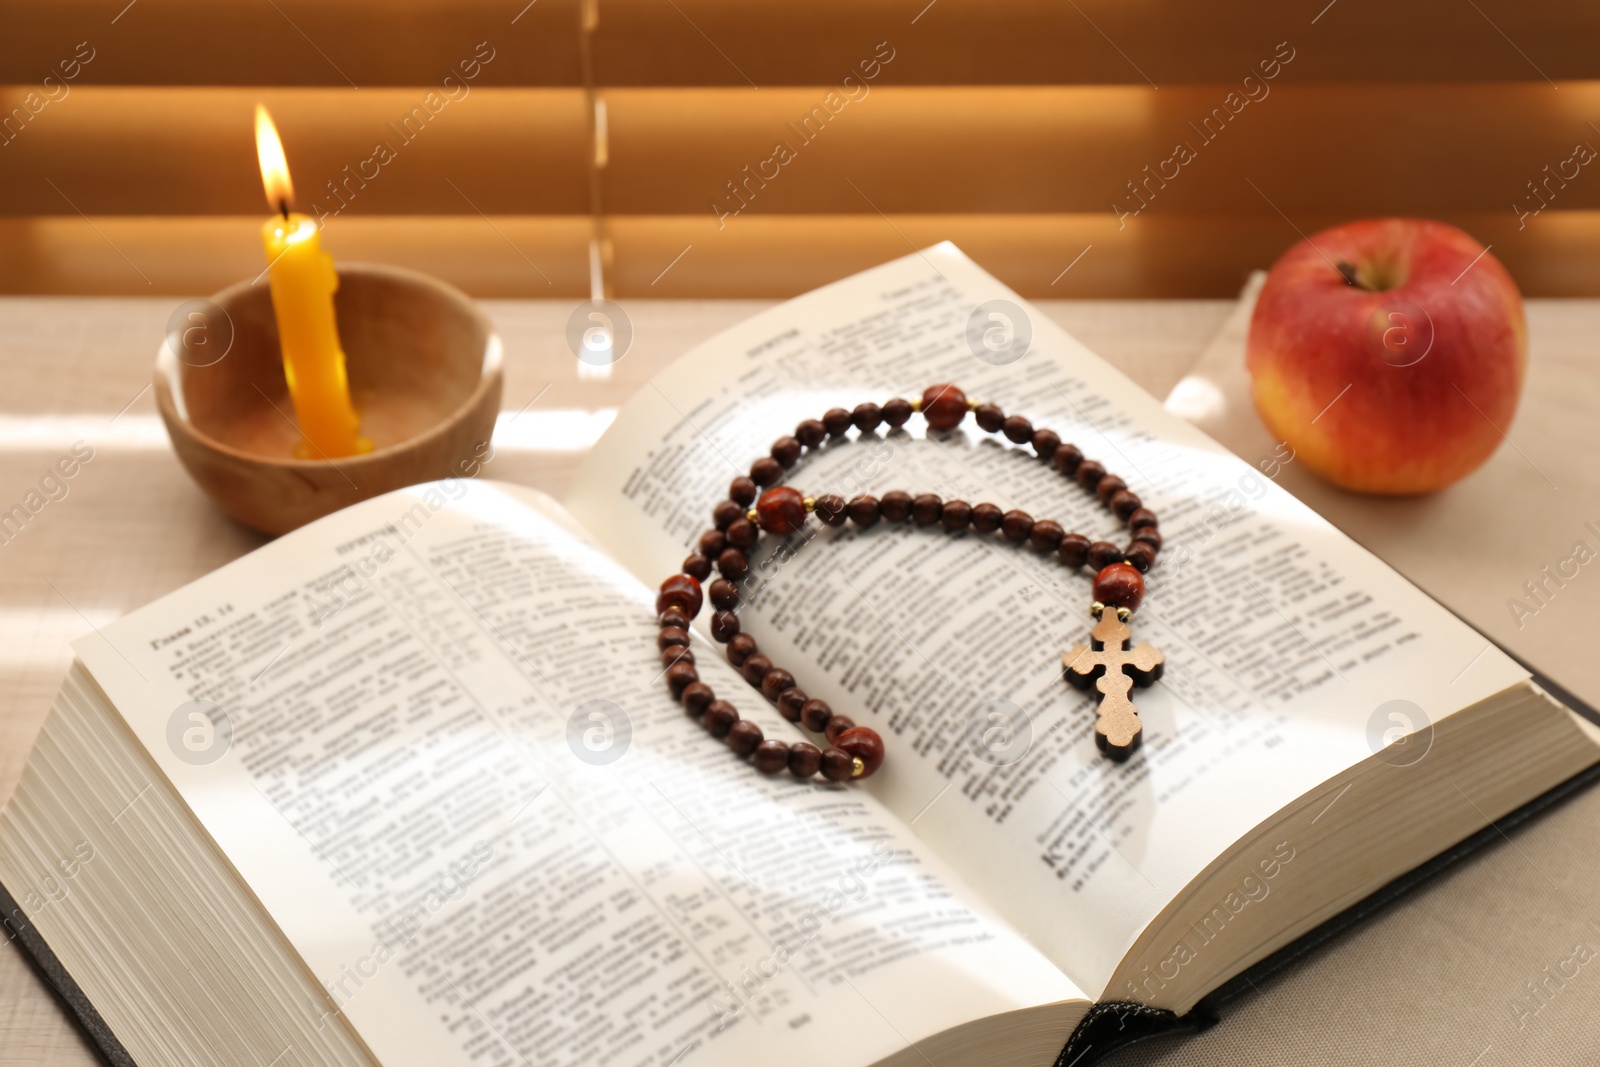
[3, 296, 1598, 1066]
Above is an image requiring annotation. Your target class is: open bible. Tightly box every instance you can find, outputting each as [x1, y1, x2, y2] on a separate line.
[4, 245, 1599, 1067]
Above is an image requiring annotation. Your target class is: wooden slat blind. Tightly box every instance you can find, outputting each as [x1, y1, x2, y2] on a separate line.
[3, 0, 1600, 296]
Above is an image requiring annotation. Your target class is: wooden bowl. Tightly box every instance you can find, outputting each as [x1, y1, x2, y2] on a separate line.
[155, 263, 502, 536]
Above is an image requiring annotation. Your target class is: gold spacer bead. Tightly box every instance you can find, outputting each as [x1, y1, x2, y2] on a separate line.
[909, 397, 923, 412]
[967, 398, 981, 410]
[803, 496, 816, 512]
[851, 756, 866, 778]
[1090, 601, 1106, 619]
[1116, 606, 1132, 622]
[746, 508, 759, 524]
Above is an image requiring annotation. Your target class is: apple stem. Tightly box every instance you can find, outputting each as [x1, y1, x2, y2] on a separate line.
[1336, 260, 1367, 290]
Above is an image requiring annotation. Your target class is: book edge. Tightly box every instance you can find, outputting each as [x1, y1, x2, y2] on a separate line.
[1052, 663, 1600, 1066]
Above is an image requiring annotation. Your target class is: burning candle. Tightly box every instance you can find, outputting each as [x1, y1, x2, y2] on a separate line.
[254, 105, 367, 458]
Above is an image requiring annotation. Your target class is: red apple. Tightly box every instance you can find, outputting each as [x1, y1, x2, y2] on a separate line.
[1246, 218, 1526, 494]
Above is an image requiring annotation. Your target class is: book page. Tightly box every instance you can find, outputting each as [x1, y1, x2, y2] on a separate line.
[565, 243, 1531, 997]
[73, 480, 1082, 1067]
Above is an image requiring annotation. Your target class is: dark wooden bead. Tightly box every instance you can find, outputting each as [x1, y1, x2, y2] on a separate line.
[911, 493, 943, 526]
[658, 626, 690, 650]
[1128, 508, 1159, 531]
[789, 741, 823, 778]
[847, 495, 881, 527]
[880, 490, 913, 523]
[1029, 519, 1064, 552]
[1002, 414, 1033, 444]
[661, 645, 694, 668]
[852, 402, 882, 432]
[713, 499, 745, 530]
[882, 398, 913, 427]
[824, 715, 855, 743]
[727, 719, 764, 757]
[835, 727, 885, 779]
[761, 667, 796, 701]
[823, 407, 853, 436]
[682, 552, 713, 582]
[666, 662, 699, 699]
[756, 486, 807, 536]
[725, 518, 758, 549]
[710, 611, 741, 643]
[1087, 541, 1125, 570]
[729, 475, 758, 506]
[814, 493, 848, 527]
[717, 548, 750, 580]
[1132, 526, 1163, 550]
[795, 418, 827, 448]
[753, 739, 790, 774]
[1093, 562, 1146, 612]
[777, 686, 808, 722]
[1052, 442, 1084, 476]
[659, 607, 691, 630]
[1057, 532, 1091, 568]
[921, 384, 969, 430]
[941, 500, 973, 531]
[741, 653, 772, 686]
[820, 747, 856, 782]
[709, 578, 740, 610]
[750, 456, 783, 487]
[1032, 428, 1060, 459]
[1124, 541, 1158, 572]
[1001, 509, 1035, 543]
[656, 575, 703, 617]
[682, 682, 715, 717]
[801, 698, 833, 733]
[703, 701, 739, 737]
[698, 529, 727, 556]
[726, 633, 758, 667]
[1076, 459, 1106, 492]
[771, 435, 803, 468]
[1110, 489, 1142, 521]
[1096, 475, 1127, 506]
[974, 402, 1006, 433]
[971, 502, 1004, 534]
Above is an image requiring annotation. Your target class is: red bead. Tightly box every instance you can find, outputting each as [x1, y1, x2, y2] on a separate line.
[777, 687, 808, 721]
[727, 719, 764, 757]
[682, 552, 712, 581]
[789, 741, 823, 778]
[729, 476, 758, 505]
[1124, 541, 1157, 572]
[756, 486, 807, 536]
[835, 727, 885, 778]
[921, 384, 969, 430]
[726, 633, 758, 666]
[801, 699, 833, 733]
[754, 740, 790, 774]
[682, 682, 714, 716]
[974, 402, 1006, 433]
[1092, 562, 1145, 612]
[820, 747, 856, 782]
[656, 574, 702, 618]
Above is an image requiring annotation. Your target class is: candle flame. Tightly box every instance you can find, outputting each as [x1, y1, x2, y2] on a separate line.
[254, 104, 295, 216]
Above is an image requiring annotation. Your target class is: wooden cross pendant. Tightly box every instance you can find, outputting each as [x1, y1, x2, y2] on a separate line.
[1063, 610, 1165, 761]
